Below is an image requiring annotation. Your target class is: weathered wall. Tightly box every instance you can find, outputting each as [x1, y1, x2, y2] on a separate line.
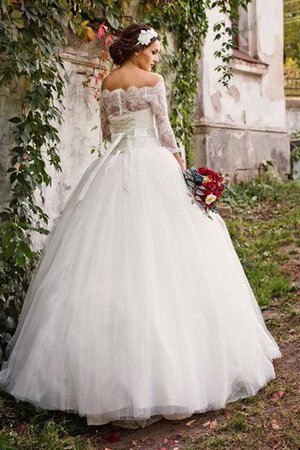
[33, 45, 102, 248]
[0, 38, 102, 249]
[285, 98, 300, 134]
[194, 0, 290, 180]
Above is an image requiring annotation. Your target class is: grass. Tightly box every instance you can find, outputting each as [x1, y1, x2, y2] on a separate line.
[0, 176, 299, 450]
[223, 177, 300, 312]
[0, 416, 94, 450]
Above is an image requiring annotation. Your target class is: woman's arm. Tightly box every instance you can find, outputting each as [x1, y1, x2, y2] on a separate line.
[149, 77, 184, 169]
[173, 152, 184, 170]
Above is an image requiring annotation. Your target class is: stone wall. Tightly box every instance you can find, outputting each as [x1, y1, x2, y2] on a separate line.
[194, 0, 290, 180]
[286, 97, 300, 135]
[0, 38, 103, 249]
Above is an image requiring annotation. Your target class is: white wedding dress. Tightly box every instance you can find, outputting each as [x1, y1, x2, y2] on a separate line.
[0, 80, 281, 427]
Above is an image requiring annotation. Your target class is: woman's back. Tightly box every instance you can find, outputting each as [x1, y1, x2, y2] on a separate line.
[101, 66, 162, 93]
[100, 76, 179, 154]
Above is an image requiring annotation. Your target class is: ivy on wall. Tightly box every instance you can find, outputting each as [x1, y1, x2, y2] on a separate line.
[137, 0, 251, 166]
[0, 0, 251, 360]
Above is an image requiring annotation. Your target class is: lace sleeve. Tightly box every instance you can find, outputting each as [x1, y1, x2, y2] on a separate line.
[148, 80, 179, 154]
[100, 96, 111, 141]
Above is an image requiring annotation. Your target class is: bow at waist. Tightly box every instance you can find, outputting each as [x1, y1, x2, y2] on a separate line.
[110, 127, 156, 151]
[77, 126, 156, 204]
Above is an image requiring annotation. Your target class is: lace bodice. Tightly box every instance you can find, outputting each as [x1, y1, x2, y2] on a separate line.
[100, 80, 178, 154]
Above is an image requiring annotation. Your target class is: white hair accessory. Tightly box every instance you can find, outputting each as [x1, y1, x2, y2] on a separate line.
[137, 28, 158, 46]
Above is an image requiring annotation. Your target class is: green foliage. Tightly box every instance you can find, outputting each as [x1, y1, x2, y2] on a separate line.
[0, 0, 71, 361]
[68, 0, 123, 32]
[0, 0, 124, 361]
[211, 0, 252, 85]
[291, 130, 300, 166]
[0, 254, 38, 362]
[222, 413, 248, 431]
[224, 177, 300, 309]
[15, 419, 93, 450]
[139, 0, 210, 166]
[284, 0, 300, 66]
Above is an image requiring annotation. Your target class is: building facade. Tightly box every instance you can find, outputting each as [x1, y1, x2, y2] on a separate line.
[194, 0, 290, 182]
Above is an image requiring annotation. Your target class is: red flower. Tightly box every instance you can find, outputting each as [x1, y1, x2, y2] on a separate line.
[183, 166, 225, 212]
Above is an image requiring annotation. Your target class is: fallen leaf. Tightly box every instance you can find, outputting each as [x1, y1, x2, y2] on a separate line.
[271, 390, 284, 400]
[185, 419, 196, 427]
[203, 419, 217, 429]
[106, 432, 120, 443]
[270, 419, 281, 430]
[209, 419, 218, 430]
[131, 440, 138, 446]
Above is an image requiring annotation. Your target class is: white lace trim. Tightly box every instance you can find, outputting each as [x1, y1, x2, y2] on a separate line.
[100, 80, 178, 153]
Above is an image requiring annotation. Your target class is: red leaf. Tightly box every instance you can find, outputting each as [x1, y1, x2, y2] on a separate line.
[97, 22, 108, 40]
[104, 34, 112, 48]
[106, 432, 120, 443]
[271, 390, 284, 400]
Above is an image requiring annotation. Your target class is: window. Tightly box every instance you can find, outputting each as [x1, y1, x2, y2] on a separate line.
[234, 1, 258, 60]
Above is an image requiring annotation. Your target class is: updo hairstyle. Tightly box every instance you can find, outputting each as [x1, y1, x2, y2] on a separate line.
[109, 23, 160, 66]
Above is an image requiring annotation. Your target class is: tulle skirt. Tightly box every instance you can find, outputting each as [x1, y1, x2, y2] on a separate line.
[0, 131, 281, 425]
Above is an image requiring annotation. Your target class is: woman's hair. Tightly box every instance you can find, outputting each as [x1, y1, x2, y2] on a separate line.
[109, 23, 160, 66]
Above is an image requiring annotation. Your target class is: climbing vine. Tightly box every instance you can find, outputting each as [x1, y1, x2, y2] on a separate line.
[137, 0, 251, 166]
[0, 0, 118, 360]
[0, 0, 251, 360]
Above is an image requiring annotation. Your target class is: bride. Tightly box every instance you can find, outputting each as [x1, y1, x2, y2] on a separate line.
[0, 23, 281, 429]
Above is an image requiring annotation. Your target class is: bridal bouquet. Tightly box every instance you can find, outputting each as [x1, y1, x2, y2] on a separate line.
[182, 166, 225, 213]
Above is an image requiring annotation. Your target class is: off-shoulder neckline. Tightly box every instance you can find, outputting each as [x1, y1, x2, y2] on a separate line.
[101, 79, 164, 95]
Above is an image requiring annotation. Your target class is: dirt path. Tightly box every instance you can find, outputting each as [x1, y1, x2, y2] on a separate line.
[83, 323, 299, 450]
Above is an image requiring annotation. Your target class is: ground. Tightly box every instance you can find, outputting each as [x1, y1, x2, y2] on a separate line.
[0, 177, 299, 450]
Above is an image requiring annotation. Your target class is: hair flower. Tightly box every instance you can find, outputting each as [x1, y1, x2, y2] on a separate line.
[137, 28, 158, 46]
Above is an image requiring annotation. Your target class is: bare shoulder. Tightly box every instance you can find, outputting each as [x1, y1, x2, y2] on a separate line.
[101, 70, 164, 91]
[146, 73, 164, 87]
[101, 71, 119, 91]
